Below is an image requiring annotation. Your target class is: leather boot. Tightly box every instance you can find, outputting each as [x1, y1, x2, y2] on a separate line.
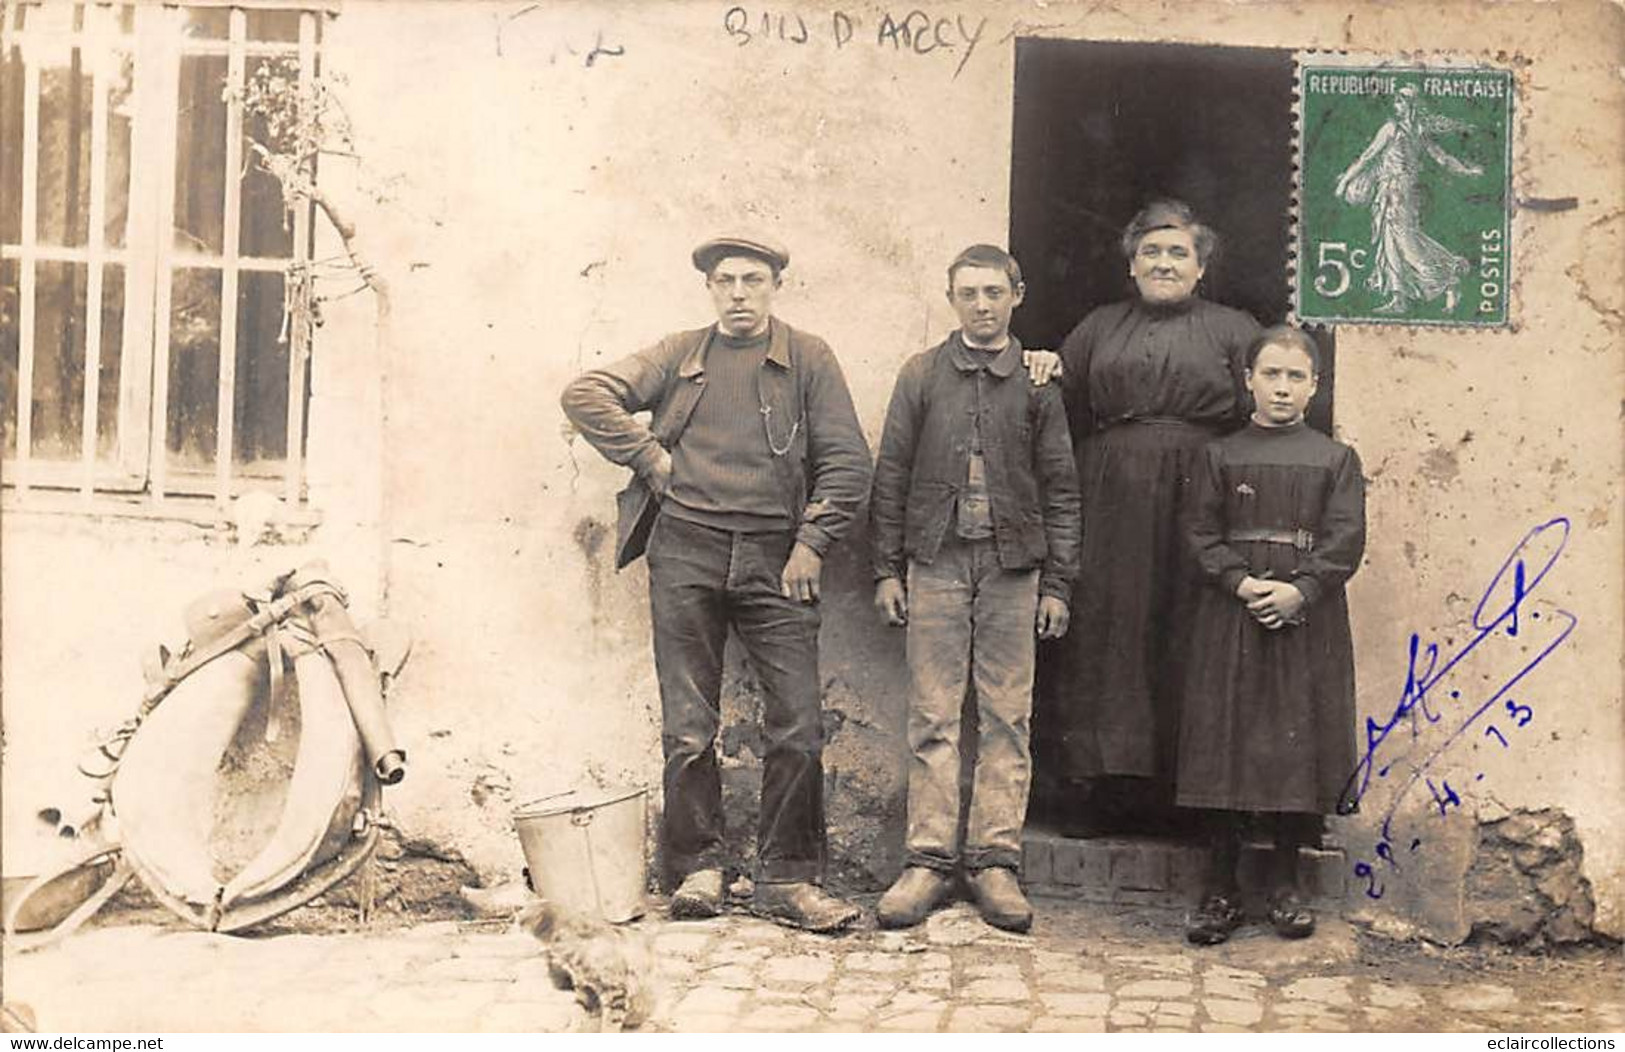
[968, 867, 1033, 933]
[751, 881, 861, 933]
[669, 868, 724, 920]
[876, 867, 951, 929]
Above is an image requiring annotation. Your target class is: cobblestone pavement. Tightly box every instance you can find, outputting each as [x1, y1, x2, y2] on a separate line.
[4, 898, 1622, 1033]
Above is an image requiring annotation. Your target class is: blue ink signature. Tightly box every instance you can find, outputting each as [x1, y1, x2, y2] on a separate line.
[1340, 517, 1578, 899]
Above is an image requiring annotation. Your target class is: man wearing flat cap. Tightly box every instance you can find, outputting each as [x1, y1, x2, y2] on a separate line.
[561, 234, 871, 932]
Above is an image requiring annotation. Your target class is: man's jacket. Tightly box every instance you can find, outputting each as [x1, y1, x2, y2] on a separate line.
[870, 333, 1081, 601]
[561, 319, 873, 565]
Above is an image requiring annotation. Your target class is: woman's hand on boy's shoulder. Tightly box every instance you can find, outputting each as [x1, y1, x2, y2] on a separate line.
[1023, 349, 1063, 386]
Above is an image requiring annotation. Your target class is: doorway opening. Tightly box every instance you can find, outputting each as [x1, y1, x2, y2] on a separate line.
[1009, 37, 1336, 835]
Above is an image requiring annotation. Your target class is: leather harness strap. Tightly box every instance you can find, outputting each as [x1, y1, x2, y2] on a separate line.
[80, 577, 350, 781]
[40, 564, 401, 939]
[152, 578, 346, 707]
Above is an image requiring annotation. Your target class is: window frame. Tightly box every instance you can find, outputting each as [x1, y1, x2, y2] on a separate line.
[1, 2, 325, 517]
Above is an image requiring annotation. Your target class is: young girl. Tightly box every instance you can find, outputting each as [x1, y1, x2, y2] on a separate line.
[1177, 324, 1366, 944]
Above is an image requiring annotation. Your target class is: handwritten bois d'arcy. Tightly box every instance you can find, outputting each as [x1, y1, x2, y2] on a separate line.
[0, 0, 1620, 1038]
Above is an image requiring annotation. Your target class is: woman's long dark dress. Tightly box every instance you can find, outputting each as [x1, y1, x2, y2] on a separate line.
[1176, 421, 1366, 813]
[1039, 296, 1260, 787]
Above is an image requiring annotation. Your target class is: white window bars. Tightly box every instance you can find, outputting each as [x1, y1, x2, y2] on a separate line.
[1, 3, 324, 515]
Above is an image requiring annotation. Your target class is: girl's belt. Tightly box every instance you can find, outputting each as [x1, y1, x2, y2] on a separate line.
[1228, 527, 1315, 552]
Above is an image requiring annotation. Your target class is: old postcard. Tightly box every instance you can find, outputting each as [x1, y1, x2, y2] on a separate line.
[2, 0, 1620, 1036]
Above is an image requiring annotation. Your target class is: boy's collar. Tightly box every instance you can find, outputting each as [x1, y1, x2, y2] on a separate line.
[950, 331, 1023, 377]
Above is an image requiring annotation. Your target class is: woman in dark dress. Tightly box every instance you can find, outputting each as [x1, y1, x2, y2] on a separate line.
[1038, 200, 1260, 824]
[1178, 324, 1365, 944]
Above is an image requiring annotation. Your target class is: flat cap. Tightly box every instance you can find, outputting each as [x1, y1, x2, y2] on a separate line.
[692, 234, 790, 274]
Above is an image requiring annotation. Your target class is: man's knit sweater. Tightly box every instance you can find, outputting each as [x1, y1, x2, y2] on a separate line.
[664, 329, 792, 533]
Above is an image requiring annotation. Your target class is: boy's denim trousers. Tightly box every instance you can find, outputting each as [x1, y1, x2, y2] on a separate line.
[646, 513, 826, 886]
[903, 533, 1040, 873]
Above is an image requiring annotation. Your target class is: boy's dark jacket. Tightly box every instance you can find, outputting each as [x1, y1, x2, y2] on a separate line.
[870, 333, 1081, 602]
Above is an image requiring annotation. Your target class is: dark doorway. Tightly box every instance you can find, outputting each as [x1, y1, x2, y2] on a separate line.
[1008, 37, 1334, 432]
[1010, 38, 1337, 833]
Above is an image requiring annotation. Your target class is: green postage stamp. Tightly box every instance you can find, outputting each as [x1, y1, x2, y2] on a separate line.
[1295, 59, 1514, 327]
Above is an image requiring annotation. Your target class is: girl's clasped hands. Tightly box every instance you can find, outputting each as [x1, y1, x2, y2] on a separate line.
[1235, 574, 1305, 630]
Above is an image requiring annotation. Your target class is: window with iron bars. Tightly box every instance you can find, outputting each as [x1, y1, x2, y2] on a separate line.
[1, 2, 330, 516]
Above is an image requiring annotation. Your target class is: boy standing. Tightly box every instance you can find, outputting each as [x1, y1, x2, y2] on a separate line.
[869, 245, 1081, 931]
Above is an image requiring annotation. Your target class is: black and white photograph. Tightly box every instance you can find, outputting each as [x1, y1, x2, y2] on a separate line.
[1, 0, 1621, 1039]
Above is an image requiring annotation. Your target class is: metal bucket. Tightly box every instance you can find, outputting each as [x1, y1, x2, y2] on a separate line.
[512, 786, 647, 923]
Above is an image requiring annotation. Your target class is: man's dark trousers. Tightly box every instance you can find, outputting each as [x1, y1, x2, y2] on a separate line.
[647, 513, 825, 886]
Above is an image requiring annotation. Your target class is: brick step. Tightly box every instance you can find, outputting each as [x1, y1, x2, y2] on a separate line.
[1022, 828, 1348, 911]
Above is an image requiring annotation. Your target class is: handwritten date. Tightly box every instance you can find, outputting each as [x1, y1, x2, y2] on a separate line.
[1342, 518, 1578, 901]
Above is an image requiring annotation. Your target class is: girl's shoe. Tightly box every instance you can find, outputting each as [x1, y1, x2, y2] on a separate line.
[1268, 890, 1316, 939]
[1185, 894, 1243, 945]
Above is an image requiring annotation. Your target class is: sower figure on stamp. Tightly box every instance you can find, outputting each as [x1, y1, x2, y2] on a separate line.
[1177, 324, 1366, 945]
[869, 245, 1081, 932]
[560, 234, 872, 933]
[1334, 84, 1482, 316]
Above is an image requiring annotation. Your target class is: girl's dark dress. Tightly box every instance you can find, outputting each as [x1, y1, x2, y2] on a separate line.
[1040, 296, 1260, 783]
[1176, 420, 1366, 814]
